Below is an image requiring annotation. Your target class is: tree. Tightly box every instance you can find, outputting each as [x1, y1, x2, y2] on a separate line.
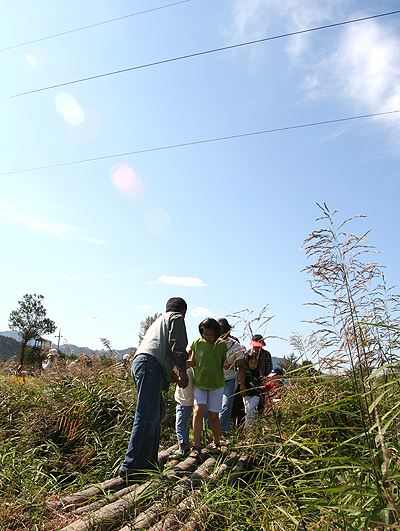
[280, 352, 300, 374]
[138, 313, 161, 345]
[8, 294, 56, 368]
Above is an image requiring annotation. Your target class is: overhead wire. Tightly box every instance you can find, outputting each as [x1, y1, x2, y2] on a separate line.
[1, 109, 399, 176]
[0, 0, 193, 52]
[1, 9, 400, 101]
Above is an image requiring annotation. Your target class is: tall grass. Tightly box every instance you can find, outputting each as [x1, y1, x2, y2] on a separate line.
[176, 205, 400, 530]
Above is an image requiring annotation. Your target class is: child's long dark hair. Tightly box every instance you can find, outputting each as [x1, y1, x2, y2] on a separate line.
[198, 318, 221, 341]
[218, 318, 239, 342]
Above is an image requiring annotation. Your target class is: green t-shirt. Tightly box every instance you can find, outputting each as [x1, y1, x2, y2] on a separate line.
[191, 337, 228, 390]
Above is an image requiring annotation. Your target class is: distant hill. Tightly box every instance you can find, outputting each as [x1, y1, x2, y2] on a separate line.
[0, 332, 136, 360]
[57, 344, 135, 358]
[272, 356, 284, 368]
[0, 334, 21, 361]
[1, 330, 22, 342]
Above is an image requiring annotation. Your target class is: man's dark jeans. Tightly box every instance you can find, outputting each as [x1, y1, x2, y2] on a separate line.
[120, 354, 166, 474]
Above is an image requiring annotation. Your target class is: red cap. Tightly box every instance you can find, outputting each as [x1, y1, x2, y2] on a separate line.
[250, 339, 265, 348]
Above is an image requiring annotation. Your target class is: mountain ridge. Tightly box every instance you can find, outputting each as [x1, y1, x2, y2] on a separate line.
[0, 331, 283, 367]
[0, 331, 134, 359]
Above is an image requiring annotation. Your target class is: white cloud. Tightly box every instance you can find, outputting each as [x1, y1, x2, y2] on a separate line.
[158, 275, 208, 287]
[330, 22, 400, 111]
[135, 304, 154, 309]
[59, 274, 80, 282]
[57, 300, 66, 304]
[0, 201, 107, 245]
[190, 307, 215, 317]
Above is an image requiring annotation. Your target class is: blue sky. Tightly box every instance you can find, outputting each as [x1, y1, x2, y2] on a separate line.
[1, 0, 399, 359]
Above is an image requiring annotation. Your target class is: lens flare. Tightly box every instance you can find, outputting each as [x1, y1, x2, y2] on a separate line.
[55, 93, 84, 125]
[26, 54, 37, 67]
[145, 208, 171, 234]
[21, 50, 45, 73]
[111, 164, 136, 191]
[110, 163, 144, 199]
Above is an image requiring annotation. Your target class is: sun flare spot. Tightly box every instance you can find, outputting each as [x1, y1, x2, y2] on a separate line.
[110, 164, 136, 191]
[109, 163, 144, 199]
[55, 93, 84, 125]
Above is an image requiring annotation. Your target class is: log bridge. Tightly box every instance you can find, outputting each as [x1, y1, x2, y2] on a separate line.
[46, 445, 250, 531]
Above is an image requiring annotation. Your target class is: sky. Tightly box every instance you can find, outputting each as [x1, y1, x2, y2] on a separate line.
[1, 0, 399, 359]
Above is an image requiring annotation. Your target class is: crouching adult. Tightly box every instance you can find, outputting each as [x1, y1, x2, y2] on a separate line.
[119, 297, 189, 482]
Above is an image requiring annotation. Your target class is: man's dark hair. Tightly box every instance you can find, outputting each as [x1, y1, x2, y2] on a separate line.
[199, 318, 221, 340]
[166, 297, 187, 313]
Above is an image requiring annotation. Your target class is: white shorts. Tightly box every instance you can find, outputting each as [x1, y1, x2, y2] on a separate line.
[194, 387, 224, 413]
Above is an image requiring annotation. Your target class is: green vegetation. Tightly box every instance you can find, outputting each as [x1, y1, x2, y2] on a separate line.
[8, 293, 56, 367]
[138, 312, 162, 344]
[1, 206, 400, 530]
[0, 334, 20, 361]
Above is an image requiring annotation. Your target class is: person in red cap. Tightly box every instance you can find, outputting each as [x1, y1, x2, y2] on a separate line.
[246, 334, 273, 378]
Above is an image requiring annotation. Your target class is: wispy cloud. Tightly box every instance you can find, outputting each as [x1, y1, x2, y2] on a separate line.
[157, 275, 207, 287]
[227, 0, 341, 59]
[228, 1, 400, 135]
[190, 307, 215, 317]
[53, 271, 80, 282]
[0, 201, 107, 245]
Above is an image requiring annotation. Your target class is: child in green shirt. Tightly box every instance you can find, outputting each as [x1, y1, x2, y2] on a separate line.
[187, 318, 228, 456]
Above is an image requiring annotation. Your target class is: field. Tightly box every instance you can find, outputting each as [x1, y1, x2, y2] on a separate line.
[1, 205, 400, 530]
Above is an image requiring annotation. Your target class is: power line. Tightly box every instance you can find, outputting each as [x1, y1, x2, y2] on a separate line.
[0, 0, 193, 52]
[1, 109, 399, 176]
[1, 9, 400, 102]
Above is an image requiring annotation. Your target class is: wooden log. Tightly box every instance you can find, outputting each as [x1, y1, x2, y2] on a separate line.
[117, 455, 220, 531]
[49, 445, 178, 511]
[55, 448, 246, 531]
[57, 480, 153, 531]
[227, 454, 250, 485]
[121, 501, 163, 530]
[145, 453, 240, 531]
[206, 452, 238, 484]
[46, 478, 126, 511]
[58, 457, 203, 531]
[174, 456, 218, 492]
[157, 444, 179, 469]
[145, 496, 197, 531]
